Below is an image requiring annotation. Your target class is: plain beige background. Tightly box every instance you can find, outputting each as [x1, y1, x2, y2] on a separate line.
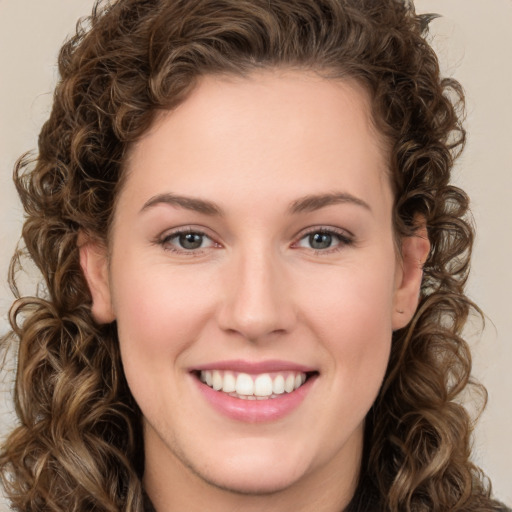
[0, 0, 510, 508]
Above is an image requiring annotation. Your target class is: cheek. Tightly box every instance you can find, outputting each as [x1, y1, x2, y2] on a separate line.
[111, 261, 216, 372]
[287, 262, 395, 458]
[300, 261, 395, 379]
[302, 259, 396, 329]
[111, 262, 219, 427]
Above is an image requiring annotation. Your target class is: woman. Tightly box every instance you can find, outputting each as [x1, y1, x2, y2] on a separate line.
[0, 0, 508, 510]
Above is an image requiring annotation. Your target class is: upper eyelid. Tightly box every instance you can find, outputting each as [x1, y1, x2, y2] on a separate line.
[159, 225, 217, 240]
[155, 225, 354, 247]
[295, 225, 354, 240]
[162, 230, 212, 242]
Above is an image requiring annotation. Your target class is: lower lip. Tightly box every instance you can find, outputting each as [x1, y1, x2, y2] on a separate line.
[193, 374, 317, 423]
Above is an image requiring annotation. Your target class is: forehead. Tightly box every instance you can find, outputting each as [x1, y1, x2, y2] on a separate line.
[121, 70, 391, 215]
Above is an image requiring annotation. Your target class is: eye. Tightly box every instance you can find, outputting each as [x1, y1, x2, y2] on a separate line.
[159, 229, 218, 253]
[176, 232, 207, 250]
[295, 228, 353, 252]
[306, 232, 335, 250]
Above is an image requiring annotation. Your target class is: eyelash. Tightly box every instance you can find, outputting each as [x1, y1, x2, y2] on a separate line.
[293, 227, 354, 254]
[156, 228, 219, 256]
[155, 226, 354, 256]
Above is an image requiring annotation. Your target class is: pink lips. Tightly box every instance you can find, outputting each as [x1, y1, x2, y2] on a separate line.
[193, 359, 316, 374]
[190, 360, 318, 423]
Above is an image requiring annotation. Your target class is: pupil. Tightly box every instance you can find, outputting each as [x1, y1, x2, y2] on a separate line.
[179, 233, 203, 249]
[310, 232, 332, 249]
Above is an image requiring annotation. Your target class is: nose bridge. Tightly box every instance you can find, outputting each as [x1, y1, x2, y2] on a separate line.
[218, 242, 295, 341]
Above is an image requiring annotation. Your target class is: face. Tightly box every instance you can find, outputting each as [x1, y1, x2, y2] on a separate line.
[81, 70, 427, 506]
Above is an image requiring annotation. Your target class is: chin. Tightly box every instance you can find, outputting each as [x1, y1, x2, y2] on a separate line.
[182, 447, 309, 497]
[195, 468, 301, 496]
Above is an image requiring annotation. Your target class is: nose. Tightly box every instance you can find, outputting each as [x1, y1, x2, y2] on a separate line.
[216, 249, 297, 342]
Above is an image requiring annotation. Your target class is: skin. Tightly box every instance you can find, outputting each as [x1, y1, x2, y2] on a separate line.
[81, 70, 429, 512]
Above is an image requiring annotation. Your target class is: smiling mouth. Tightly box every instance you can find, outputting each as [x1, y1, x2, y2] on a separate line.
[195, 370, 316, 400]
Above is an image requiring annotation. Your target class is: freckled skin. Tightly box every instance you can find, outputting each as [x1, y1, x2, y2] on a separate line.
[81, 70, 428, 512]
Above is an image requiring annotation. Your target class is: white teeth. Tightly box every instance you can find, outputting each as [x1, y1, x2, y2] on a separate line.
[222, 371, 236, 393]
[235, 373, 254, 396]
[254, 374, 273, 396]
[199, 369, 309, 399]
[272, 374, 285, 394]
[284, 374, 295, 393]
[212, 370, 223, 391]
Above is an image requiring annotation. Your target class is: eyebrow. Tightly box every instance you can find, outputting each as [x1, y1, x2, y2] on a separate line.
[140, 191, 371, 216]
[289, 192, 372, 214]
[140, 193, 224, 216]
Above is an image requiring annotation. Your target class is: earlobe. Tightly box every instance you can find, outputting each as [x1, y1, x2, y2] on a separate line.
[78, 233, 115, 324]
[392, 221, 430, 330]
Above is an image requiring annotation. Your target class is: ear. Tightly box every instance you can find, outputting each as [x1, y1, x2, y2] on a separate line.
[392, 220, 430, 330]
[78, 232, 115, 324]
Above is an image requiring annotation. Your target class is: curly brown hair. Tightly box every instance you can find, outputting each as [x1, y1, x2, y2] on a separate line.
[0, 0, 506, 511]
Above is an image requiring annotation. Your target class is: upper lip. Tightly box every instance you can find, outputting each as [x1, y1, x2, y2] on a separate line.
[191, 359, 317, 374]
